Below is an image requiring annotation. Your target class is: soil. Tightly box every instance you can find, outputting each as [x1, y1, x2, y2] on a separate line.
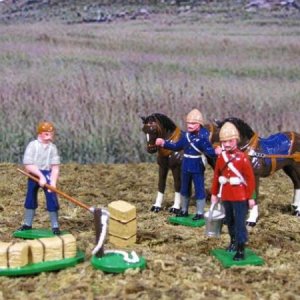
[0, 163, 299, 299]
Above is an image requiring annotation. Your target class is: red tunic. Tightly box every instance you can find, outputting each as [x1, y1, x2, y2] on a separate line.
[211, 148, 255, 201]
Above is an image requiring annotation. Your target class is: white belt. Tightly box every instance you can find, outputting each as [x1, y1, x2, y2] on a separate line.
[184, 154, 201, 158]
[219, 176, 243, 185]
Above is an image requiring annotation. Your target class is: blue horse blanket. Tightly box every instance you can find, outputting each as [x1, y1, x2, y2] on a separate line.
[258, 133, 291, 164]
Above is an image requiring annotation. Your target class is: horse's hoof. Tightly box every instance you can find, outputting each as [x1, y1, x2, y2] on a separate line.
[246, 221, 256, 227]
[150, 206, 161, 213]
[169, 207, 180, 214]
[294, 211, 300, 217]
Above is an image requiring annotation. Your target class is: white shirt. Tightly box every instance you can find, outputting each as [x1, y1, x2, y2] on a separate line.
[23, 139, 60, 170]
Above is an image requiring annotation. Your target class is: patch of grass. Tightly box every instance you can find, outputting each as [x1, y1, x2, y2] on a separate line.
[0, 19, 299, 163]
[0, 52, 31, 67]
[210, 67, 300, 80]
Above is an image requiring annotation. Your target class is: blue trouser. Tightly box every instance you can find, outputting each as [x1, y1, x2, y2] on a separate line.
[223, 201, 248, 244]
[180, 171, 205, 199]
[24, 170, 59, 212]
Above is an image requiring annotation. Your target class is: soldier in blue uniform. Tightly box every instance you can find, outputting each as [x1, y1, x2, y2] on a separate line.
[155, 109, 218, 220]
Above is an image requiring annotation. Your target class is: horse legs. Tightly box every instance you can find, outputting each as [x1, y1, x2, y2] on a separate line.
[292, 189, 300, 216]
[283, 165, 300, 216]
[169, 166, 181, 214]
[151, 163, 169, 213]
[246, 176, 260, 227]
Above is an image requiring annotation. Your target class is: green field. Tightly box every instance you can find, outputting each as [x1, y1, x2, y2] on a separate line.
[0, 10, 299, 163]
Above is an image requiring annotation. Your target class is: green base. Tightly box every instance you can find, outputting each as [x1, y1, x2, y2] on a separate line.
[0, 251, 85, 276]
[168, 214, 206, 227]
[13, 228, 69, 239]
[211, 248, 264, 268]
[91, 252, 146, 273]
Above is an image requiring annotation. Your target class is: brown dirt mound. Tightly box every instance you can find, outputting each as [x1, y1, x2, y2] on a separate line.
[0, 163, 299, 299]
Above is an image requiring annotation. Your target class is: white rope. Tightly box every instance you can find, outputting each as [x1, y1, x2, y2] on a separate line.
[91, 209, 110, 255]
[103, 250, 140, 263]
[91, 208, 140, 264]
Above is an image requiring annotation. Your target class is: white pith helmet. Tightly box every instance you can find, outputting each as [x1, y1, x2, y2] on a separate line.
[186, 109, 204, 125]
[219, 122, 240, 141]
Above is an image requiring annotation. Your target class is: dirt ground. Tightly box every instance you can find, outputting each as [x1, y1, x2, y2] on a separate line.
[0, 162, 300, 299]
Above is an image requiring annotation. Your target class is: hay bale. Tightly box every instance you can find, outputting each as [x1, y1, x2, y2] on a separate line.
[108, 200, 136, 222]
[39, 236, 63, 261]
[26, 239, 44, 264]
[109, 218, 137, 238]
[0, 242, 12, 268]
[8, 242, 29, 268]
[109, 234, 137, 248]
[60, 234, 77, 259]
[108, 200, 137, 247]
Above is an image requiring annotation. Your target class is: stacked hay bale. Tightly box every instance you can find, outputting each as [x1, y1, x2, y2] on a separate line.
[0, 234, 77, 268]
[27, 234, 77, 264]
[0, 242, 28, 268]
[108, 200, 137, 247]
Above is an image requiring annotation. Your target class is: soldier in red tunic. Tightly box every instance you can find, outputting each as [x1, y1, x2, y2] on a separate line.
[211, 122, 256, 260]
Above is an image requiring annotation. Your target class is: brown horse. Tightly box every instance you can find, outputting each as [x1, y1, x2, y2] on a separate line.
[215, 117, 300, 225]
[141, 113, 216, 213]
[141, 113, 182, 213]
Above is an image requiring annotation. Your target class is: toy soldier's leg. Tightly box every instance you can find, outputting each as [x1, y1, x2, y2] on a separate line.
[24, 208, 35, 226]
[234, 243, 245, 261]
[176, 196, 189, 217]
[19, 209, 35, 230]
[49, 211, 60, 235]
[19, 178, 39, 230]
[42, 170, 60, 235]
[225, 201, 237, 253]
[192, 175, 205, 220]
[176, 172, 190, 217]
[193, 199, 205, 220]
[227, 235, 237, 252]
[233, 201, 248, 261]
[223, 201, 237, 252]
[45, 189, 60, 235]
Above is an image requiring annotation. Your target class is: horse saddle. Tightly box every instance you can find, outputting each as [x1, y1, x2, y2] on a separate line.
[259, 133, 291, 157]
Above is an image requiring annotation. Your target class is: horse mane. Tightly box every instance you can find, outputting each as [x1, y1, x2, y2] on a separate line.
[143, 113, 177, 132]
[218, 117, 255, 140]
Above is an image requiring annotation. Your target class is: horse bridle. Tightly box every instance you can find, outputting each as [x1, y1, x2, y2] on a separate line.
[144, 120, 163, 147]
[240, 133, 259, 152]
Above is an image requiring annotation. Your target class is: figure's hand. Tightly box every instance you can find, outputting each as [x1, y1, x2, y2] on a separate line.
[211, 194, 218, 204]
[155, 138, 165, 147]
[248, 199, 256, 209]
[46, 181, 57, 193]
[214, 146, 222, 155]
[50, 182, 56, 188]
[38, 176, 47, 188]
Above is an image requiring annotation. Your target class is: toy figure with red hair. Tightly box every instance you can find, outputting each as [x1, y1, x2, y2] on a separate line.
[18, 121, 61, 235]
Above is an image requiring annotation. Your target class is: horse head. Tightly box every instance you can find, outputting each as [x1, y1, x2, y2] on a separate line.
[141, 113, 178, 154]
[141, 115, 162, 153]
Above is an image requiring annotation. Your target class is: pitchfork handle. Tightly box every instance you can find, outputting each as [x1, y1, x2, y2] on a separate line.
[17, 168, 92, 212]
